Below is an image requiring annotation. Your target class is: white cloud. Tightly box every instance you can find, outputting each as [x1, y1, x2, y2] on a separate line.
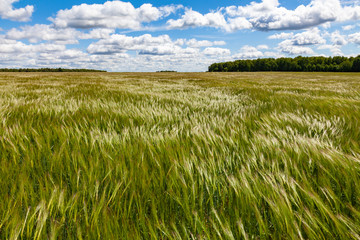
[0, 38, 34, 53]
[81, 29, 115, 39]
[348, 32, 360, 44]
[203, 47, 231, 56]
[0, 38, 66, 54]
[270, 29, 325, 53]
[167, 8, 252, 32]
[226, 0, 280, 18]
[0, 30, 236, 71]
[87, 34, 210, 57]
[167, 0, 360, 32]
[167, 9, 228, 30]
[0, 33, 232, 72]
[278, 40, 315, 55]
[139, 46, 181, 56]
[3, 0, 360, 71]
[330, 30, 347, 45]
[317, 44, 343, 55]
[274, 28, 324, 55]
[320, 22, 332, 29]
[0, 0, 33, 21]
[341, 0, 360, 5]
[268, 32, 294, 39]
[39, 49, 88, 60]
[263, 51, 285, 58]
[339, 4, 360, 21]
[6, 25, 81, 44]
[291, 28, 325, 45]
[185, 39, 226, 48]
[257, 44, 269, 50]
[233, 45, 264, 59]
[50, 1, 181, 29]
[225, 17, 253, 32]
[342, 24, 356, 30]
[0, 37, 123, 70]
[313, 30, 348, 55]
[87, 34, 174, 54]
[6, 24, 116, 44]
[269, 29, 349, 56]
[226, 0, 341, 31]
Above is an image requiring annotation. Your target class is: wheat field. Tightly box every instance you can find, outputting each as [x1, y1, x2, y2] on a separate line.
[0, 72, 359, 239]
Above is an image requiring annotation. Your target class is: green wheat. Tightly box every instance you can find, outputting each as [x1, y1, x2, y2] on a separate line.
[0, 72, 359, 239]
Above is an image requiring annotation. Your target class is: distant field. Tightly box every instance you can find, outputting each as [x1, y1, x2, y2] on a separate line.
[0, 72, 360, 239]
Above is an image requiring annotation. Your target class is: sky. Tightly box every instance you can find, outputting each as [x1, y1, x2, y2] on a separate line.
[1, 0, 360, 71]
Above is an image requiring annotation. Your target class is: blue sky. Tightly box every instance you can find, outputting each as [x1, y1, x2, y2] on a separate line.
[0, 0, 360, 71]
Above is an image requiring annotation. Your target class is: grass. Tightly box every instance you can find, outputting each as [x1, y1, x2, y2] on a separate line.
[0, 72, 359, 239]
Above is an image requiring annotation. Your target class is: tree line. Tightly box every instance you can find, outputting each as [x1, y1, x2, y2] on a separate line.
[0, 68, 106, 72]
[209, 56, 360, 72]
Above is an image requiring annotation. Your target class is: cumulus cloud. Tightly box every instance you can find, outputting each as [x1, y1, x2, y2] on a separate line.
[0, 38, 66, 54]
[278, 40, 315, 55]
[81, 29, 116, 39]
[167, 0, 360, 32]
[6, 25, 81, 44]
[138, 46, 180, 56]
[185, 39, 226, 48]
[167, 9, 228, 30]
[342, 24, 356, 30]
[291, 28, 325, 45]
[263, 51, 285, 58]
[87, 34, 173, 54]
[233, 45, 264, 59]
[0, 38, 34, 53]
[203, 47, 231, 56]
[225, 0, 280, 18]
[3, 0, 360, 71]
[257, 44, 269, 50]
[0, 0, 34, 21]
[50, 1, 182, 29]
[0, 32, 235, 71]
[330, 31, 347, 45]
[317, 44, 343, 55]
[273, 28, 325, 55]
[0, 36, 124, 70]
[271, 28, 325, 53]
[310, 30, 348, 55]
[6, 24, 115, 44]
[82, 33, 232, 70]
[87, 34, 206, 57]
[268, 32, 294, 39]
[226, 0, 341, 31]
[0, 29, 234, 71]
[167, 9, 252, 32]
[348, 32, 360, 44]
[269, 28, 350, 56]
[225, 17, 253, 32]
